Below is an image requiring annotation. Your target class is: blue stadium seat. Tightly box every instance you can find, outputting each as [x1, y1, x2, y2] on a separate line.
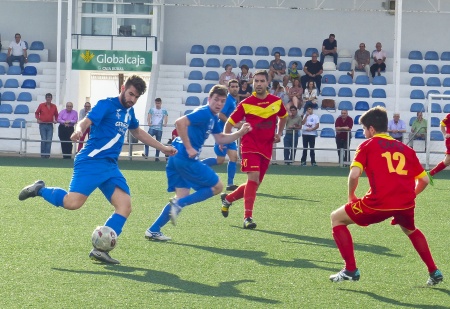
[206, 45, 220, 55]
[427, 90, 440, 99]
[443, 78, 450, 87]
[7, 66, 22, 75]
[409, 64, 423, 74]
[204, 83, 215, 93]
[222, 46, 237, 55]
[4, 78, 19, 88]
[431, 103, 442, 113]
[239, 59, 254, 69]
[0, 104, 13, 114]
[17, 92, 32, 102]
[14, 104, 29, 114]
[239, 46, 253, 55]
[427, 77, 441, 87]
[355, 129, 365, 139]
[190, 45, 204, 54]
[187, 83, 202, 93]
[0, 52, 7, 62]
[338, 87, 353, 97]
[190, 58, 204, 67]
[27, 54, 41, 63]
[444, 104, 450, 113]
[408, 50, 423, 60]
[372, 76, 387, 85]
[441, 51, 450, 61]
[444, 90, 450, 100]
[185, 96, 200, 106]
[338, 75, 353, 84]
[355, 75, 370, 85]
[431, 117, 440, 127]
[1, 91, 16, 101]
[183, 110, 193, 116]
[320, 128, 335, 138]
[204, 71, 219, 81]
[431, 130, 444, 141]
[372, 101, 386, 108]
[441, 65, 450, 74]
[23, 66, 38, 76]
[321, 87, 336, 97]
[188, 70, 203, 80]
[425, 64, 439, 74]
[319, 114, 334, 124]
[410, 102, 425, 112]
[305, 48, 319, 57]
[288, 47, 302, 57]
[222, 59, 237, 68]
[338, 100, 353, 110]
[354, 115, 361, 125]
[11, 118, 26, 128]
[29, 41, 44, 50]
[0, 118, 10, 128]
[338, 62, 351, 71]
[202, 97, 208, 105]
[0, 65, 5, 75]
[255, 46, 269, 56]
[322, 74, 336, 84]
[410, 76, 425, 86]
[424, 51, 439, 60]
[372, 88, 387, 98]
[271, 47, 285, 56]
[205, 58, 220, 68]
[409, 117, 417, 126]
[288, 60, 302, 70]
[410, 90, 425, 99]
[355, 101, 369, 111]
[21, 79, 36, 89]
[255, 60, 270, 69]
[355, 88, 370, 98]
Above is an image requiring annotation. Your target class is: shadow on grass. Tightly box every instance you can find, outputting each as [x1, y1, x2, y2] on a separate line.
[338, 288, 450, 309]
[256, 192, 320, 202]
[53, 266, 280, 304]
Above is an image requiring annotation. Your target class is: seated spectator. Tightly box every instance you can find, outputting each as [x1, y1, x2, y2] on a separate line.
[269, 81, 289, 106]
[348, 42, 370, 79]
[7, 33, 28, 72]
[302, 80, 319, 115]
[301, 53, 323, 94]
[320, 34, 338, 65]
[288, 78, 303, 109]
[236, 64, 253, 84]
[268, 52, 286, 85]
[219, 64, 236, 86]
[370, 42, 387, 78]
[409, 111, 428, 150]
[238, 80, 252, 102]
[388, 112, 406, 142]
[284, 61, 301, 87]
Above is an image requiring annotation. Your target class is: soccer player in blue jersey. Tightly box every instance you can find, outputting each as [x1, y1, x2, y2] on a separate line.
[145, 84, 251, 241]
[202, 79, 240, 191]
[18, 75, 176, 264]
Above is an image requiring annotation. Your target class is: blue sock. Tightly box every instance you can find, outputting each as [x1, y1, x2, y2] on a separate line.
[40, 187, 66, 207]
[201, 157, 217, 166]
[178, 187, 214, 207]
[104, 213, 127, 236]
[227, 161, 237, 185]
[149, 204, 171, 232]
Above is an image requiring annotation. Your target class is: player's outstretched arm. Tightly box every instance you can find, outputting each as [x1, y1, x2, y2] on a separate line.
[131, 127, 177, 156]
[215, 122, 251, 145]
[71, 117, 92, 141]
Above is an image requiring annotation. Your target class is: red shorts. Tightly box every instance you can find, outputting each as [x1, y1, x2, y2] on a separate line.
[344, 199, 416, 231]
[446, 138, 450, 154]
[240, 152, 270, 183]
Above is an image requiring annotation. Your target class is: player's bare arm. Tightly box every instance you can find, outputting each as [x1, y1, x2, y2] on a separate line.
[71, 117, 92, 141]
[130, 127, 177, 156]
[175, 116, 197, 158]
[348, 166, 361, 203]
[215, 122, 251, 145]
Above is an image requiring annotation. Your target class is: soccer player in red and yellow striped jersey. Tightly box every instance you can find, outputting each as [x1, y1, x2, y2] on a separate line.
[428, 113, 450, 177]
[221, 70, 288, 229]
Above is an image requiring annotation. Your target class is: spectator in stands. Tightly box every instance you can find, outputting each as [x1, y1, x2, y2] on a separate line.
[35, 93, 58, 158]
[409, 111, 427, 150]
[236, 64, 253, 84]
[77, 102, 91, 152]
[268, 52, 287, 85]
[238, 80, 252, 102]
[370, 42, 387, 78]
[388, 112, 406, 142]
[6, 33, 27, 72]
[335, 109, 353, 166]
[347, 42, 370, 79]
[283, 106, 302, 165]
[302, 80, 319, 115]
[58, 102, 78, 159]
[270, 81, 289, 106]
[219, 64, 237, 86]
[284, 61, 301, 87]
[301, 52, 323, 94]
[143, 98, 168, 161]
[320, 34, 338, 65]
[300, 107, 320, 166]
[288, 78, 303, 109]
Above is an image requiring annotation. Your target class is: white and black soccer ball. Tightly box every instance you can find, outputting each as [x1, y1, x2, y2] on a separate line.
[91, 226, 117, 252]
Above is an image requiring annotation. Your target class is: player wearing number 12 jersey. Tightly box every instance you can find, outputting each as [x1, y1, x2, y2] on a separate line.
[329, 106, 443, 286]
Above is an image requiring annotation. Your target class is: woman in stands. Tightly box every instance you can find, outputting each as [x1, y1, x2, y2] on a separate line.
[288, 78, 303, 109]
[302, 80, 318, 115]
[219, 64, 236, 86]
[236, 64, 253, 84]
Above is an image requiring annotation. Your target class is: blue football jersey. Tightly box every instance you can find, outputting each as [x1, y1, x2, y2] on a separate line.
[216, 94, 237, 132]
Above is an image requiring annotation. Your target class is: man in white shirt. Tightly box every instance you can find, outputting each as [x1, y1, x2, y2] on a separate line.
[370, 42, 387, 78]
[7, 33, 28, 72]
[300, 107, 320, 166]
[143, 98, 168, 161]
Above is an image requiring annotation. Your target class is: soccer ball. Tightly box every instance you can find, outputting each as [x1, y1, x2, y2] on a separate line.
[91, 226, 117, 252]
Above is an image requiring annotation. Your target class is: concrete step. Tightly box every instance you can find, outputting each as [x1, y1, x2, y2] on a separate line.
[157, 84, 183, 91]
[155, 90, 184, 98]
[160, 64, 188, 72]
[159, 71, 184, 78]
[160, 97, 183, 104]
[158, 77, 185, 85]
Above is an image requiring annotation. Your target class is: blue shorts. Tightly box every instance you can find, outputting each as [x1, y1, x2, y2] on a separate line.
[69, 158, 130, 202]
[213, 141, 237, 157]
[166, 156, 219, 192]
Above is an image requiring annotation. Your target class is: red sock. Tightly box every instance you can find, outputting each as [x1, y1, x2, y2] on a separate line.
[332, 225, 357, 271]
[408, 229, 437, 273]
[244, 180, 258, 219]
[429, 161, 447, 176]
[226, 184, 245, 202]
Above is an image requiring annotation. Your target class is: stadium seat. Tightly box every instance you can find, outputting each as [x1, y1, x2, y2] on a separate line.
[239, 46, 253, 55]
[0, 104, 13, 114]
[288, 47, 302, 57]
[355, 88, 370, 98]
[321, 87, 336, 97]
[410, 102, 425, 112]
[204, 83, 215, 93]
[7, 66, 22, 75]
[255, 46, 269, 56]
[409, 64, 423, 74]
[188, 70, 203, 80]
[271, 47, 285, 56]
[0, 65, 5, 75]
[355, 129, 365, 139]
[29, 41, 45, 50]
[27, 54, 41, 63]
[206, 45, 220, 55]
[372, 102, 386, 108]
[431, 130, 444, 141]
[355, 75, 370, 85]
[431, 103, 442, 113]
[355, 101, 369, 111]
[288, 60, 302, 70]
[443, 77, 450, 87]
[205, 58, 220, 68]
[427, 90, 440, 99]
[239, 59, 254, 69]
[441, 51, 450, 61]
[424, 51, 439, 60]
[202, 97, 208, 105]
[338, 49, 352, 58]
[322, 62, 336, 71]
[427, 77, 441, 87]
[204, 71, 219, 81]
[17, 92, 32, 102]
[21, 79, 36, 89]
[255, 60, 270, 69]
[320, 128, 335, 138]
[23, 66, 38, 76]
[372, 88, 387, 98]
[305, 48, 319, 57]
[338, 62, 351, 71]
[4, 78, 19, 88]
[222, 46, 237, 55]
[222, 59, 237, 68]
[425, 64, 439, 74]
[338, 100, 353, 110]
[14, 104, 29, 114]
[190, 58, 204, 67]
[372, 76, 387, 85]
[322, 74, 336, 84]
[11, 118, 26, 128]
[0, 52, 7, 62]
[187, 83, 202, 93]
[441, 65, 450, 74]
[338, 87, 352, 97]
[190, 45, 204, 54]
[354, 115, 361, 125]
[431, 117, 440, 127]
[410, 89, 425, 100]
[185, 96, 200, 106]
[409, 117, 417, 126]
[444, 104, 450, 113]
[410, 76, 425, 86]
[338, 75, 353, 84]
[319, 114, 334, 124]
[408, 50, 423, 60]
[443, 90, 450, 99]
[0, 118, 10, 128]
[1, 91, 16, 101]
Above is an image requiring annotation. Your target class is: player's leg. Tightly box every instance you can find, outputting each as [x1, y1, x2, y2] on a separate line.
[225, 144, 238, 190]
[202, 144, 226, 166]
[429, 151, 450, 177]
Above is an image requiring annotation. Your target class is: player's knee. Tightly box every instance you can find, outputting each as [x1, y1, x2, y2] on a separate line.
[212, 181, 223, 195]
[63, 198, 84, 210]
[216, 157, 225, 165]
[115, 204, 132, 217]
